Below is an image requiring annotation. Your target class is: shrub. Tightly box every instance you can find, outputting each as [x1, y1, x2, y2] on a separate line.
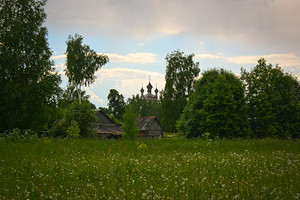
[0, 128, 38, 141]
[48, 120, 67, 138]
[66, 120, 80, 138]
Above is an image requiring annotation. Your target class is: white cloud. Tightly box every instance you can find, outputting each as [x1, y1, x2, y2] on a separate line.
[45, 0, 300, 52]
[226, 53, 300, 68]
[195, 52, 300, 69]
[84, 88, 104, 104]
[52, 52, 157, 65]
[53, 63, 66, 75]
[195, 54, 223, 59]
[94, 67, 165, 100]
[105, 53, 157, 64]
[51, 55, 66, 60]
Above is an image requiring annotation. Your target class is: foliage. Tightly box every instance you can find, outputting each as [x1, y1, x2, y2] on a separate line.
[98, 106, 109, 114]
[48, 120, 67, 138]
[65, 34, 108, 104]
[0, 0, 62, 132]
[0, 128, 38, 142]
[107, 89, 125, 120]
[65, 100, 97, 138]
[177, 68, 249, 139]
[241, 58, 300, 138]
[58, 85, 90, 109]
[161, 50, 200, 132]
[0, 139, 299, 199]
[127, 94, 162, 120]
[66, 120, 80, 138]
[121, 105, 139, 140]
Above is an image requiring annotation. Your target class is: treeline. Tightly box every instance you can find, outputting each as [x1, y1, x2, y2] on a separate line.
[106, 51, 300, 139]
[1, 0, 299, 139]
[176, 59, 300, 139]
[161, 50, 299, 139]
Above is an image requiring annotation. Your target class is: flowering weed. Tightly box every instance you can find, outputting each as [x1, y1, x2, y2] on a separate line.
[0, 139, 299, 199]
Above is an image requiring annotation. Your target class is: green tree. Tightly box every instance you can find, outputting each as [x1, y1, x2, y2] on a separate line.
[127, 94, 162, 120]
[121, 105, 139, 140]
[161, 50, 200, 132]
[66, 120, 80, 138]
[0, 0, 61, 132]
[177, 68, 249, 139]
[107, 89, 125, 120]
[64, 100, 97, 138]
[58, 85, 90, 109]
[65, 34, 109, 104]
[241, 58, 300, 138]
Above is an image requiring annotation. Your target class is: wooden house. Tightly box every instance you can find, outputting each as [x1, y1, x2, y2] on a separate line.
[136, 117, 164, 138]
[94, 109, 122, 139]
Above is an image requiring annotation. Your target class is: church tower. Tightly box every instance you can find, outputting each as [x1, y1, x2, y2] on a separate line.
[140, 76, 158, 101]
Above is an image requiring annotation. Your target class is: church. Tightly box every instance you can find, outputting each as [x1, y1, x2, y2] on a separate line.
[140, 79, 159, 101]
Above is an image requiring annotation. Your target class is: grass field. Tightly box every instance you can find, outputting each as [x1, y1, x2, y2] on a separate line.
[0, 138, 299, 199]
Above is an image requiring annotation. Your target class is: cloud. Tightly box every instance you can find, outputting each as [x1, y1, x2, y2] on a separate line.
[52, 52, 157, 65]
[196, 52, 300, 68]
[105, 53, 157, 64]
[226, 53, 300, 68]
[85, 88, 104, 105]
[45, 0, 300, 51]
[53, 63, 66, 74]
[195, 54, 223, 59]
[51, 55, 66, 60]
[93, 67, 165, 100]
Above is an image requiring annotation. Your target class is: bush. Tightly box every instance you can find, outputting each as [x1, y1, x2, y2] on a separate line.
[66, 120, 80, 138]
[48, 120, 67, 138]
[65, 100, 97, 138]
[122, 105, 139, 140]
[0, 128, 38, 141]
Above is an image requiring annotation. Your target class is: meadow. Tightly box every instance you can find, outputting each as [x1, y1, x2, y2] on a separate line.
[0, 138, 299, 199]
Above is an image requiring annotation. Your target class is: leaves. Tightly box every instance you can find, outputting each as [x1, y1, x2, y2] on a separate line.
[122, 105, 139, 140]
[177, 68, 249, 139]
[107, 89, 125, 120]
[241, 58, 300, 138]
[161, 50, 200, 132]
[0, 0, 61, 132]
[65, 34, 109, 103]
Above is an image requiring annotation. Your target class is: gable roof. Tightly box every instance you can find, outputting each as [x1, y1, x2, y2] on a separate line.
[136, 117, 163, 131]
[95, 109, 115, 125]
[95, 109, 123, 134]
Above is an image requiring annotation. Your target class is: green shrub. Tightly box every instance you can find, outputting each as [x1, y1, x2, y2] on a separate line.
[66, 120, 80, 138]
[48, 120, 67, 138]
[0, 128, 38, 141]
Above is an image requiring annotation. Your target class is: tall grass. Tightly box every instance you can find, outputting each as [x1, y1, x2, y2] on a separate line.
[0, 139, 299, 199]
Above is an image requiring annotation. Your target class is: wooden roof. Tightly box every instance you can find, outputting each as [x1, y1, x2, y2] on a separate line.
[136, 117, 163, 131]
[95, 109, 123, 134]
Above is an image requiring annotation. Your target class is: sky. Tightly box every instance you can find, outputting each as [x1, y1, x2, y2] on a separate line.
[44, 0, 300, 108]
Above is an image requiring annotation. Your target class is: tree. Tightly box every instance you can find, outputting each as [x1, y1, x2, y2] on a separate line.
[58, 84, 90, 109]
[0, 0, 61, 132]
[65, 34, 109, 104]
[127, 94, 162, 120]
[241, 58, 300, 138]
[64, 100, 97, 138]
[107, 89, 125, 120]
[121, 105, 139, 140]
[66, 120, 80, 138]
[177, 69, 249, 139]
[161, 50, 200, 132]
